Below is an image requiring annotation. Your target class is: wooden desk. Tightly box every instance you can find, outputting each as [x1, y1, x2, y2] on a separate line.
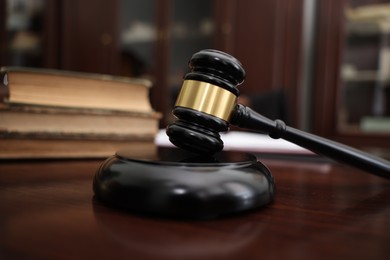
[0, 154, 389, 259]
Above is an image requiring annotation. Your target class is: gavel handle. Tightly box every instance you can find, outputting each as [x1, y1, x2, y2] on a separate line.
[231, 104, 390, 179]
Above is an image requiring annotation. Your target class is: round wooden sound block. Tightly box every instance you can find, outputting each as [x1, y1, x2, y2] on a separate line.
[93, 148, 275, 219]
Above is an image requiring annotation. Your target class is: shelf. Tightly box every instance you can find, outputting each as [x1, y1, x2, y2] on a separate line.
[342, 68, 390, 84]
[360, 116, 390, 133]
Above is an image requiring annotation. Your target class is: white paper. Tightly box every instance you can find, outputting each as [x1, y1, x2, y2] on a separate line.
[155, 129, 314, 155]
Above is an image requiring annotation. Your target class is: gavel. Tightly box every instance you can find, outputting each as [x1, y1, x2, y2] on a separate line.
[166, 49, 390, 179]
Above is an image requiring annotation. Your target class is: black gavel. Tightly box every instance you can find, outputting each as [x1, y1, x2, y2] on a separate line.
[166, 49, 390, 179]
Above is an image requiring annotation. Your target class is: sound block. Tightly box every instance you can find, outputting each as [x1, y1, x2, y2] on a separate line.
[93, 148, 275, 219]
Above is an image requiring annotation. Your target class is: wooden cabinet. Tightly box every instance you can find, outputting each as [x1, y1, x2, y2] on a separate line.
[1, 0, 305, 127]
[2, 0, 388, 153]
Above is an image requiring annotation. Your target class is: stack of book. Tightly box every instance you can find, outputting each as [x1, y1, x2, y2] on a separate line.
[0, 67, 161, 159]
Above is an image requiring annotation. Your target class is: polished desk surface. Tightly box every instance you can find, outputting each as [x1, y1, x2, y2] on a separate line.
[0, 152, 389, 260]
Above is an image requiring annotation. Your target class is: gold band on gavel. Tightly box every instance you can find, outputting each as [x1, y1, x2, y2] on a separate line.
[175, 80, 237, 121]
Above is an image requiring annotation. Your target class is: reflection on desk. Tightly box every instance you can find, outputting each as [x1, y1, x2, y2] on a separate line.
[0, 151, 389, 259]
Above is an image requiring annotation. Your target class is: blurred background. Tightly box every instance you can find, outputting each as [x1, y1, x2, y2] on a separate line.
[0, 0, 389, 154]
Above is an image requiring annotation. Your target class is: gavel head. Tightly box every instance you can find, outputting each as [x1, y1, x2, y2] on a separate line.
[166, 49, 245, 154]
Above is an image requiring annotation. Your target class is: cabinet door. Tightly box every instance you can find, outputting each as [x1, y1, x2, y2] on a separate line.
[313, 0, 390, 150]
[339, 1, 390, 134]
[118, 0, 167, 116]
[0, 0, 59, 68]
[164, 0, 216, 122]
[61, 0, 119, 74]
[118, 0, 158, 78]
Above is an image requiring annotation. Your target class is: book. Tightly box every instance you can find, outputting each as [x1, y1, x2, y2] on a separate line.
[0, 137, 157, 159]
[0, 67, 161, 159]
[360, 116, 390, 133]
[0, 67, 154, 113]
[0, 104, 161, 139]
[155, 129, 315, 155]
